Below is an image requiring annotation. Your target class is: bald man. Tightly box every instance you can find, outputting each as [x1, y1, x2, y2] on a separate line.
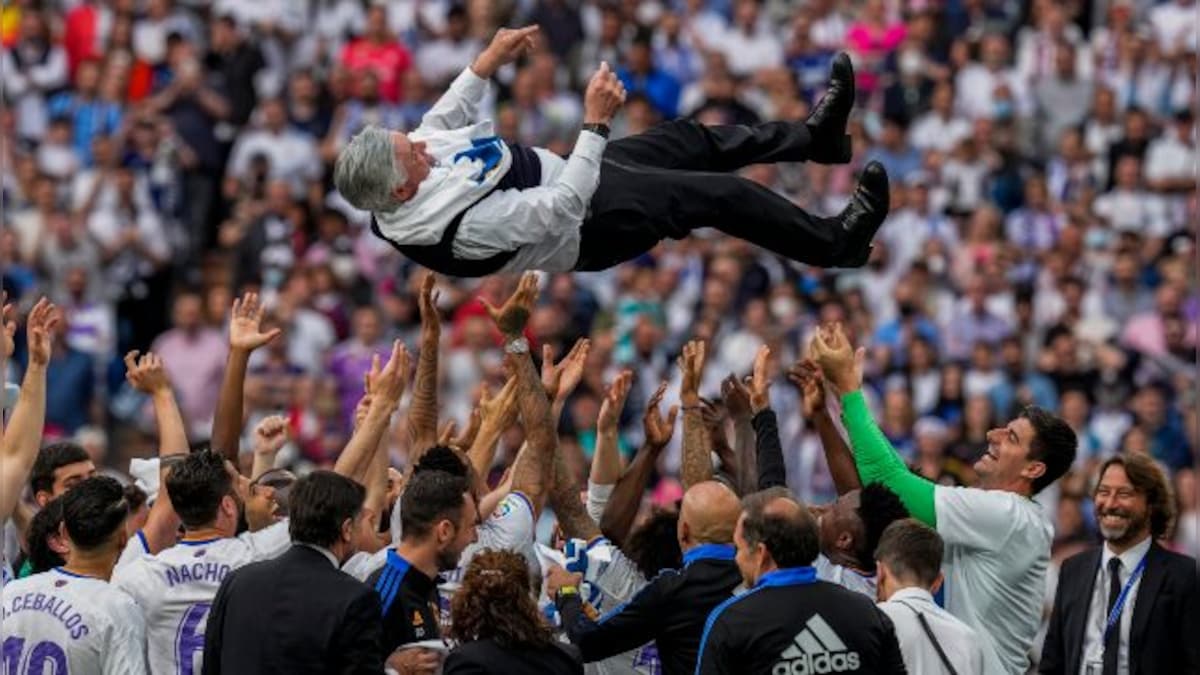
[546, 481, 743, 675]
[696, 488, 906, 674]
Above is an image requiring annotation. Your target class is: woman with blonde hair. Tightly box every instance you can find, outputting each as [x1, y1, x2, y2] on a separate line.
[446, 548, 582, 674]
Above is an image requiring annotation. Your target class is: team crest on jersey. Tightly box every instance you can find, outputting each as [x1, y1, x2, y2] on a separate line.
[55, 580, 67, 587]
[491, 500, 514, 520]
[193, 549, 207, 558]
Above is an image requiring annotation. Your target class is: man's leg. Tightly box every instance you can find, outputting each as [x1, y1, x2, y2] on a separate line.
[605, 119, 823, 173]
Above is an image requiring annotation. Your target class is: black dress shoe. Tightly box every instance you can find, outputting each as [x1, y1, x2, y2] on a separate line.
[835, 162, 889, 267]
[805, 53, 855, 165]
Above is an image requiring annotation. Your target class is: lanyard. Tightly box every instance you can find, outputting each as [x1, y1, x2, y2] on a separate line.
[1103, 553, 1148, 641]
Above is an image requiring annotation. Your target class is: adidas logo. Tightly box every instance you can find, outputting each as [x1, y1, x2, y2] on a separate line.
[773, 614, 861, 675]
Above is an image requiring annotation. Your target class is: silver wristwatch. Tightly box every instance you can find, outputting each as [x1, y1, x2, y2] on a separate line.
[505, 337, 530, 355]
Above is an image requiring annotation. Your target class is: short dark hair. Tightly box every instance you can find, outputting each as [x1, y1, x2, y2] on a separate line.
[626, 508, 683, 578]
[124, 483, 148, 512]
[1020, 406, 1077, 494]
[740, 488, 819, 568]
[875, 519, 944, 588]
[856, 483, 910, 570]
[400, 469, 469, 540]
[165, 450, 234, 529]
[30, 443, 91, 495]
[61, 477, 129, 551]
[27, 497, 67, 573]
[288, 471, 366, 548]
[414, 445, 470, 478]
[1097, 454, 1175, 539]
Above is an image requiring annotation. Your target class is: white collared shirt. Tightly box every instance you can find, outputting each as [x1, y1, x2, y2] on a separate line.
[879, 587, 986, 675]
[1079, 535, 1152, 675]
[298, 543, 340, 568]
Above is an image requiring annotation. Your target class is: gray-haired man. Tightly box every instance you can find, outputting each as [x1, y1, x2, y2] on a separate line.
[335, 26, 889, 278]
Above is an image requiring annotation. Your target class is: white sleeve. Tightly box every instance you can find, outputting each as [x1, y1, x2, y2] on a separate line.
[103, 595, 150, 675]
[238, 519, 292, 560]
[586, 540, 647, 604]
[452, 131, 606, 260]
[114, 530, 151, 572]
[1, 51, 29, 95]
[934, 485, 1025, 551]
[414, 67, 490, 133]
[586, 481, 614, 525]
[477, 492, 535, 551]
[28, 48, 68, 91]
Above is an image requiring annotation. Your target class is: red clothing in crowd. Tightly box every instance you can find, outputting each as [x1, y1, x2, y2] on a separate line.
[339, 38, 412, 103]
[63, 2, 103, 77]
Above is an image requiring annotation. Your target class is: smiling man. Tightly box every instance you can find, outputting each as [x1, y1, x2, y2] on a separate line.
[333, 26, 889, 277]
[810, 323, 1076, 675]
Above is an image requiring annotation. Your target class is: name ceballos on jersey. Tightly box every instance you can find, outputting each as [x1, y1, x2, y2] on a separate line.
[773, 614, 860, 675]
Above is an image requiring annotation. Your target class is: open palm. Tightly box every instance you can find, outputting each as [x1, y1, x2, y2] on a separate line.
[229, 292, 281, 352]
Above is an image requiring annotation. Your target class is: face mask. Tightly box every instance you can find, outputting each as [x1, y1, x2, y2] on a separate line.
[993, 99, 1014, 120]
[770, 296, 799, 321]
[899, 50, 923, 77]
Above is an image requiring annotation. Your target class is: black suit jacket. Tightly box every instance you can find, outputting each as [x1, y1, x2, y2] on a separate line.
[444, 639, 583, 675]
[1040, 542, 1199, 675]
[202, 545, 385, 675]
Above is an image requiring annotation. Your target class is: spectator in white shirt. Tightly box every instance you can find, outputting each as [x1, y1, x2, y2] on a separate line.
[717, 0, 784, 77]
[876, 519, 986, 675]
[1149, 0, 1198, 57]
[1093, 156, 1172, 237]
[909, 81, 971, 152]
[955, 32, 1030, 120]
[1143, 109, 1197, 219]
[1033, 41, 1094, 151]
[0, 11, 69, 143]
[416, 6, 482, 89]
[225, 98, 323, 202]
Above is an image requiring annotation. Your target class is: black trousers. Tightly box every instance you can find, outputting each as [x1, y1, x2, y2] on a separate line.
[574, 119, 845, 271]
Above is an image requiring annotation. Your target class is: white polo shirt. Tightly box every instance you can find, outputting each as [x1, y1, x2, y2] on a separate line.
[879, 586, 987, 675]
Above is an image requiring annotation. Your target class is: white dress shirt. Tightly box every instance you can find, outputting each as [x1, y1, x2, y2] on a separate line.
[879, 587, 987, 675]
[1079, 535, 1152, 675]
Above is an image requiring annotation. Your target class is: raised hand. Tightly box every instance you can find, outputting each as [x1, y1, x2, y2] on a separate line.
[124, 351, 172, 395]
[478, 376, 520, 434]
[809, 323, 864, 394]
[721, 374, 752, 421]
[584, 61, 626, 125]
[418, 273, 440, 337]
[698, 397, 727, 434]
[677, 339, 706, 407]
[437, 420, 458, 447]
[748, 345, 772, 414]
[598, 370, 633, 433]
[542, 338, 591, 404]
[787, 359, 827, 419]
[1, 292, 16, 360]
[481, 273, 539, 339]
[25, 299, 59, 368]
[367, 340, 412, 407]
[473, 25, 540, 78]
[453, 407, 483, 451]
[229, 291, 282, 353]
[253, 415, 289, 457]
[643, 381, 679, 452]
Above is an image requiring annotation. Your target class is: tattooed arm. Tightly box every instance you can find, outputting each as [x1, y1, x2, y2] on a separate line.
[407, 274, 441, 463]
[678, 340, 712, 489]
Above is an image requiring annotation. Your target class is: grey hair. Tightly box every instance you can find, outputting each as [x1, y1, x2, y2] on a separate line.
[333, 125, 408, 211]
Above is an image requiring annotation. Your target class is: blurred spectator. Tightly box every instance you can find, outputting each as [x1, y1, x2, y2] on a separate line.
[2, 11, 68, 143]
[416, 5, 480, 89]
[151, 291, 228, 438]
[1033, 42, 1094, 152]
[716, 0, 783, 77]
[618, 28, 681, 119]
[340, 5, 412, 103]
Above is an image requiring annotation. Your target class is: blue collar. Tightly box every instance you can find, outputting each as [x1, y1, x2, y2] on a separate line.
[683, 543, 736, 567]
[755, 566, 818, 589]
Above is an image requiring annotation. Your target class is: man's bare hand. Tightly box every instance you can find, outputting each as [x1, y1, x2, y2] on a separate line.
[418, 273, 440, 337]
[748, 345, 772, 414]
[598, 370, 633, 434]
[542, 338, 591, 404]
[253, 415, 289, 457]
[479, 377, 519, 434]
[124, 350, 172, 395]
[229, 291, 282, 353]
[367, 340, 412, 407]
[721, 374, 752, 421]
[473, 25, 540, 79]
[677, 339, 706, 407]
[584, 61, 626, 125]
[788, 359, 827, 419]
[481, 273, 538, 339]
[544, 563, 584, 598]
[25, 299, 58, 368]
[643, 381, 678, 452]
[809, 323, 864, 394]
[387, 647, 442, 675]
[2, 292, 17, 359]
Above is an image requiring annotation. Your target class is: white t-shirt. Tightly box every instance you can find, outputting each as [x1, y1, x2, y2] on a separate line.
[111, 522, 291, 675]
[2, 568, 148, 674]
[358, 492, 537, 626]
[934, 486, 1053, 675]
[815, 554, 877, 600]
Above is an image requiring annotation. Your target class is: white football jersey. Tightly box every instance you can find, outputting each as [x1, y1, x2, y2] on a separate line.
[815, 553, 878, 600]
[111, 521, 290, 675]
[357, 492, 537, 627]
[2, 568, 148, 675]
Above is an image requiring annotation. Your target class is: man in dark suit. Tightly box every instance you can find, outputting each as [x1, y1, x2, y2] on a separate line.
[1041, 453, 1199, 675]
[202, 471, 385, 675]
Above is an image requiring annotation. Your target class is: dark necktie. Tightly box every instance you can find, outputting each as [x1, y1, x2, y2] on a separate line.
[1102, 557, 1123, 675]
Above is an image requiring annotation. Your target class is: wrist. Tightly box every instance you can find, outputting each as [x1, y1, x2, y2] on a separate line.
[581, 122, 611, 138]
[680, 393, 700, 407]
[583, 114, 612, 126]
[556, 585, 579, 599]
[750, 397, 770, 415]
[150, 388, 175, 402]
[471, 54, 498, 79]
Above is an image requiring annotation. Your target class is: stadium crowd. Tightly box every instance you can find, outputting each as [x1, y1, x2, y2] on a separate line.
[1, 0, 1198, 673]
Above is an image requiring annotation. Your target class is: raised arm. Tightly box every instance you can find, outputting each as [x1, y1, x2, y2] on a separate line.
[0, 294, 13, 438]
[416, 26, 540, 133]
[679, 340, 713, 489]
[123, 351, 187, 553]
[211, 292, 282, 463]
[720, 374, 758, 496]
[0, 299, 57, 521]
[465, 376, 519, 477]
[788, 358, 862, 495]
[589, 371, 632, 520]
[599, 382, 676, 548]
[543, 340, 602, 540]
[811, 324, 936, 525]
[249, 415, 289, 481]
[336, 342, 411, 481]
[485, 274, 555, 514]
[406, 274, 442, 460]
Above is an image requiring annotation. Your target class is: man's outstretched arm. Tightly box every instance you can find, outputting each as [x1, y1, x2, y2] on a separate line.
[212, 292, 281, 464]
[407, 274, 440, 460]
[417, 26, 540, 133]
[1, 299, 56, 522]
[600, 382, 675, 547]
[123, 351, 187, 554]
[788, 359, 862, 495]
[811, 324, 935, 525]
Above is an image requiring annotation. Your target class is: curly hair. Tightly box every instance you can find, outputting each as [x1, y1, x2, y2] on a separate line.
[626, 508, 683, 578]
[1097, 454, 1175, 539]
[855, 483, 911, 570]
[447, 549, 553, 649]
